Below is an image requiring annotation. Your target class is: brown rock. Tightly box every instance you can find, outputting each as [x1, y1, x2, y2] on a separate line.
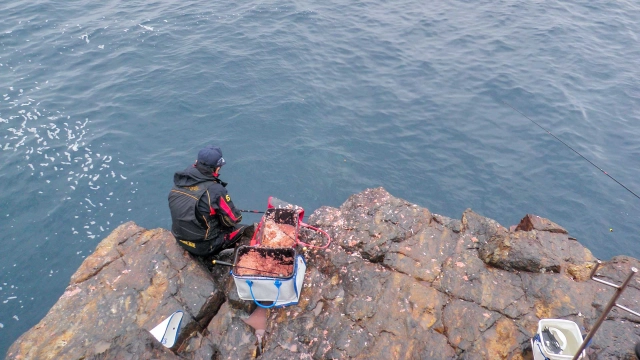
[461, 208, 507, 243]
[443, 299, 501, 351]
[464, 317, 525, 360]
[479, 221, 595, 276]
[6, 222, 224, 360]
[515, 214, 567, 234]
[7, 188, 639, 360]
[87, 328, 180, 360]
[589, 319, 640, 359]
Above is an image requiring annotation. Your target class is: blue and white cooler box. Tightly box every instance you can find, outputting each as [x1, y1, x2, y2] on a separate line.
[232, 246, 306, 308]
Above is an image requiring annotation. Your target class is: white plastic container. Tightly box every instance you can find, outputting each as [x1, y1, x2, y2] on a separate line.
[531, 319, 586, 360]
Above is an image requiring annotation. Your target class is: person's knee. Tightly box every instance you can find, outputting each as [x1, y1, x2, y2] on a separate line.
[230, 224, 251, 241]
[242, 223, 255, 239]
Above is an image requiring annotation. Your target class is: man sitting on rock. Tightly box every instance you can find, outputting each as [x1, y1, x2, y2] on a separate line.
[168, 145, 252, 262]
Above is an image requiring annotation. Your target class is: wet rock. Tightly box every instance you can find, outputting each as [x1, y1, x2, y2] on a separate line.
[7, 187, 639, 360]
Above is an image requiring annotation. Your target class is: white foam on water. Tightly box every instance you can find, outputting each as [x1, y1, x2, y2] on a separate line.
[1, 86, 131, 248]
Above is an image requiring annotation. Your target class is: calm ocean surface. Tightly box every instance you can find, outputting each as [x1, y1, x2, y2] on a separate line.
[1, 0, 639, 353]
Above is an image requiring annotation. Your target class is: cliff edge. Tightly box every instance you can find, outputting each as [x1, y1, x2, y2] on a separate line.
[6, 187, 640, 359]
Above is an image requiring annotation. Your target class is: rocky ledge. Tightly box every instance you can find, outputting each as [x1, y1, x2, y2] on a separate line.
[6, 187, 640, 359]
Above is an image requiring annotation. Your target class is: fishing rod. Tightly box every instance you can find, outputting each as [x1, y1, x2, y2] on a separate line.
[211, 260, 288, 276]
[239, 209, 265, 214]
[503, 101, 640, 201]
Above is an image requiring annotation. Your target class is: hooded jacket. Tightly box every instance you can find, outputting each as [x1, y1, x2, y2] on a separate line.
[168, 165, 242, 243]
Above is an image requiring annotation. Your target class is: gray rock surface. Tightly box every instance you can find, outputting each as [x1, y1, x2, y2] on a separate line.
[6, 187, 640, 359]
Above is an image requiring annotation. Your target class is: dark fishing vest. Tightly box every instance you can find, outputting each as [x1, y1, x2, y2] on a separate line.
[168, 181, 221, 242]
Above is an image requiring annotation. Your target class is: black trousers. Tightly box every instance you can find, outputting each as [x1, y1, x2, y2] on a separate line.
[175, 224, 252, 258]
[176, 237, 225, 257]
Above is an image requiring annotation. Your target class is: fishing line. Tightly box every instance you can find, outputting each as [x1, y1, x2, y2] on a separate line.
[503, 101, 640, 201]
[239, 209, 265, 213]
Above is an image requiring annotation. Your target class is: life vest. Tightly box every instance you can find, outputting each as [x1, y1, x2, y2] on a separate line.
[168, 181, 220, 242]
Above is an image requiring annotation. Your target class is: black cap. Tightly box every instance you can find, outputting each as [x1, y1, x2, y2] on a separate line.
[197, 146, 226, 168]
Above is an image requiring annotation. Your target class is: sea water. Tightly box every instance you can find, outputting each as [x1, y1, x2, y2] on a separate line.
[1, 0, 639, 354]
